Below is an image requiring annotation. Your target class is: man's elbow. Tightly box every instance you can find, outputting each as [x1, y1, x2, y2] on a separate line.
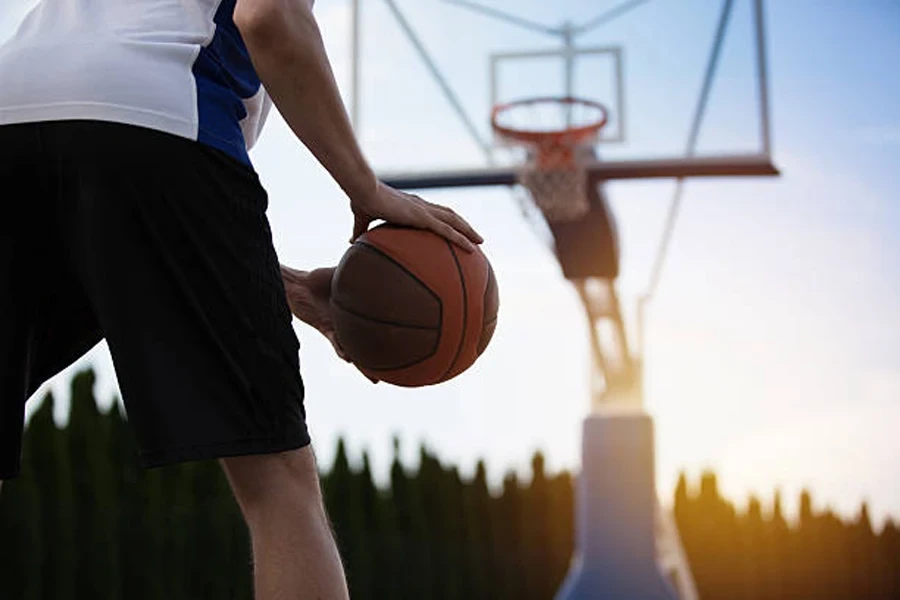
[234, 0, 282, 40]
[234, 0, 315, 42]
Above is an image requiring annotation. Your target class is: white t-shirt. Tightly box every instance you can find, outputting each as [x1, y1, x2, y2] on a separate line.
[0, 0, 271, 166]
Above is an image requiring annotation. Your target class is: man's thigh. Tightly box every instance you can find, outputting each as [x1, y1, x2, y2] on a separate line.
[45, 121, 310, 471]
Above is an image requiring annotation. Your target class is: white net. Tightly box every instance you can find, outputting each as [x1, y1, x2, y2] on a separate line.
[520, 162, 590, 222]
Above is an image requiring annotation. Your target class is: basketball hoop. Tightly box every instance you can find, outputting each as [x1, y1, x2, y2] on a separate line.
[492, 97, 608, 222]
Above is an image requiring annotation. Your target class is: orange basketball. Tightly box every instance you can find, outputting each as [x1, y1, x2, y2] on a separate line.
[331, 225, 499, 387]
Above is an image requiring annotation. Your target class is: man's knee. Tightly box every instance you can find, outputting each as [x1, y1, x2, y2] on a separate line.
[221, 446, 324, 521]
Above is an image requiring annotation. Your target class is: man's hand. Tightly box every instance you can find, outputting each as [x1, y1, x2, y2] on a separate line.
[281, 265, 346, 361]
[350, 181, 483, 252]
[281, 265, 380, 383]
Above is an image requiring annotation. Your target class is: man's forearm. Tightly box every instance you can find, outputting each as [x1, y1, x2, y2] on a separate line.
[237, 1, 376, 202]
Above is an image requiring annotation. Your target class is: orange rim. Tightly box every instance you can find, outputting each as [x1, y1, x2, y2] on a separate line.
[491, 96, 609, 148]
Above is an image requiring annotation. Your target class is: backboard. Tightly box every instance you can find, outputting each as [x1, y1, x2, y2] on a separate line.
[346, 0, 778, 189]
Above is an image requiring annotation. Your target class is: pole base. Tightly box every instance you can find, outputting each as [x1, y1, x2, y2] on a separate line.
[555, 412, 679, 600]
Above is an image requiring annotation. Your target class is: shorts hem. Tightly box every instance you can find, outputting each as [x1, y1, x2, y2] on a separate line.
[139, 432, 312, 470]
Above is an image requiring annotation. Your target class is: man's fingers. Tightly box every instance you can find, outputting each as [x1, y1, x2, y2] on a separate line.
[424, 201, 483, 244]
[429, 218, 476, 253]
[350, 214, 369, 243]
[431, 205, 483, 244]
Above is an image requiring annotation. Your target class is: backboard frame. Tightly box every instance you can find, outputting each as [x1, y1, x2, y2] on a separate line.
[380, 154, 779, 190]
[361, 0, 777, 192]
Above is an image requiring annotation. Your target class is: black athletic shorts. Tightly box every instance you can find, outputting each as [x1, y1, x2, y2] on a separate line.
[0, 120, 310, 479]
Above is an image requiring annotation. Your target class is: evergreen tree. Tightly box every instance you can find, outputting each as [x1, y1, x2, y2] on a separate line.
[225, 477, 253, 600]
[520, 452, 553, 600]
[358, 451, 395, 600]
[390, 438, 432, 599]
[849, 502, 877, 597]
[357, 451, 381, 539]
[440, 464, 468, 600]
[765, 492, 789, 600]
[689, 472, 738, 599]
[879, 519, 900, 598]
[462, 460, 494, 600]
[415, 445, 462, 600]
[492, 472, 525, 599]
[29, 393, 76, 600]
[547, 469, 574, 594]
[190, 459, 243, 599]
[673, 471, 704, 590]
[672, 472, 692, 556]
[793, 490, 820, 598]
[108, 401, 132, 597]
[741, 496, 765, 600]
[374, 446, 403, 600]
[324, 438, 373, 600]
[818, 508, 852, 599]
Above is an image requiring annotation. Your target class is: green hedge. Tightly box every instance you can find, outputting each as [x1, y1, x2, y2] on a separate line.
[1, 369, 897, 599]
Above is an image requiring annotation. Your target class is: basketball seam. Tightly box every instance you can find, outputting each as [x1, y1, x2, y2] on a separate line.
[333, 302, 441, 372]
[353, 240, 443, 338]
[439, 242, 468, 383]
[476, 266, 497, 358]
[346, 239, 443, 374]
[331, 298, 440, 331]
[362, 357, 442, 373]
[354, 241, 442, 306]
[483, 266, 496, 326]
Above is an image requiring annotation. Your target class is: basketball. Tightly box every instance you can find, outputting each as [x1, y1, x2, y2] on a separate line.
[331, 224, 499, 387]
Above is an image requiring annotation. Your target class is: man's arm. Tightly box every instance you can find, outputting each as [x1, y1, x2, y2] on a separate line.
[235, 0, 373, 202]
[234, 0, 482, 250]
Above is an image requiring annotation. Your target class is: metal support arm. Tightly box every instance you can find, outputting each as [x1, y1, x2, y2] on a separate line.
[574, 278, 637, 407]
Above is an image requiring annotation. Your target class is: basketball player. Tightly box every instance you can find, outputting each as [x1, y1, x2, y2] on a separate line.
[0, 0, 482, 598]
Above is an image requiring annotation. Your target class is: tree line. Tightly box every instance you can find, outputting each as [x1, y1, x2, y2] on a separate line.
[1, 369, 898, 599]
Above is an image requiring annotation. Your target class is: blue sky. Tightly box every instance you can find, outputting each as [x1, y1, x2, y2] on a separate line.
[3, 0, 899, 525]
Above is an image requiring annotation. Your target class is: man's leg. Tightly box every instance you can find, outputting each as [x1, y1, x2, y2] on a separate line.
[43, 121, 341, 597]
[221, 447, 349, 600]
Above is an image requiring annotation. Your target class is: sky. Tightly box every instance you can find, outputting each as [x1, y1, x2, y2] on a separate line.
[2, 0, 900, 526]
